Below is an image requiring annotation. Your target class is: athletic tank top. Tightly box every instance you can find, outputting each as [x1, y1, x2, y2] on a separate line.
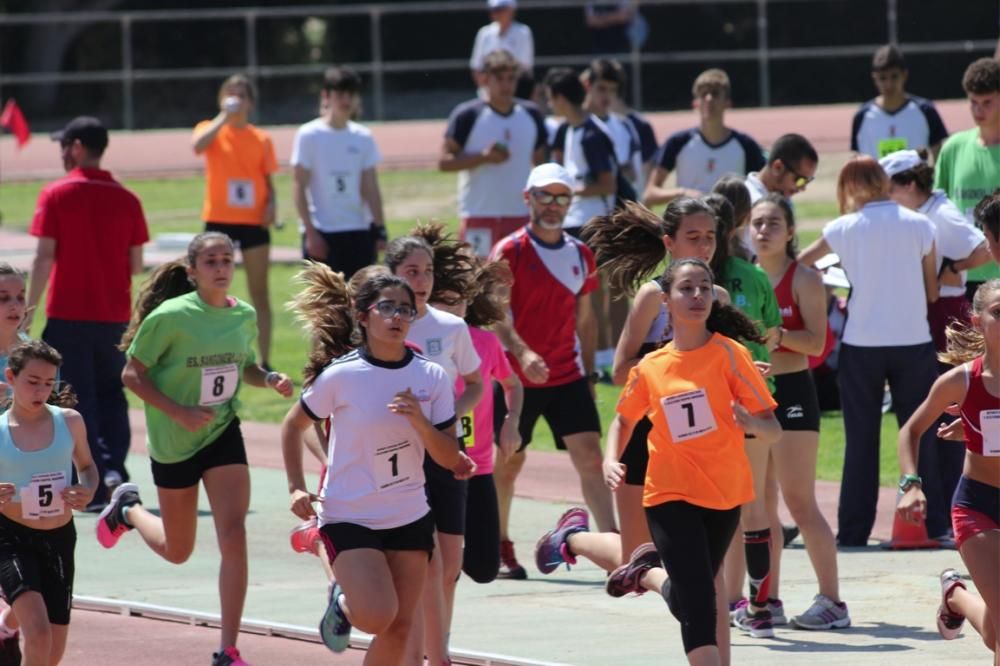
[774, 261, 804, 353]
[960, 357, 1000, 457]
[639, 278, 672, 357]
[0, 404, 75, 501]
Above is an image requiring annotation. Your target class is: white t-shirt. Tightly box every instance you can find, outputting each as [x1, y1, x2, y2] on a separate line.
[469, 21, 534, 71]
[851, 96, 949, 159]
[918, 190, 986, 298]
[823, 200, 935, 347]
[744, 172, 768, 204]
[599, 113, 643, 193]
[302, 348, 455, 530]
[658, 128, 766, 194]
[407, 305, 481, 383]
[553, 116, 616, 229]
[290, 119, 381, 233]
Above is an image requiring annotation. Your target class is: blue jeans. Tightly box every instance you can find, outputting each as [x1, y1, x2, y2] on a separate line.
[43, 319, 131, 504]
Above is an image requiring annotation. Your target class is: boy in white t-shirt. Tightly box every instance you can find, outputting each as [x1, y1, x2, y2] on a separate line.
[469, 0, 534, 87]
[292, 66, 387, 279]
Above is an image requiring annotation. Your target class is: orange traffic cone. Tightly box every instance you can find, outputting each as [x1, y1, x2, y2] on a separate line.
[881, 508, 940, 550]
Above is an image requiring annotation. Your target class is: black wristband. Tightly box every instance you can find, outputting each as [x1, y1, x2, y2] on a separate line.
[372, 224, 388, 242]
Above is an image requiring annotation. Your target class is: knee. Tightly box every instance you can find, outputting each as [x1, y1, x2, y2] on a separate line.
[163, 544, 195, 565]
[463, 561, 498, 584]
[217, 521, 248, 557]
[21, 621, 52, 656]
[351, 600, 398, 635]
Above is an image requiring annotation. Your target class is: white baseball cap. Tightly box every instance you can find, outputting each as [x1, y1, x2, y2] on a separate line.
[524, 163, 573, 192]
[879, 150, 924, 178]
[488, 0, 516, 8]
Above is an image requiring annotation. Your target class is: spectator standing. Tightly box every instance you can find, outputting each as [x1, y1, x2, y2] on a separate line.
[292, 66, 387, 279]
[470, 0, 534, 87]
[441, 50, 547, 257]
[851, 45, 948, 161]
[584, 1, 635, 55]
[192, 74, 277, 369]
[26, 116, 149, 510]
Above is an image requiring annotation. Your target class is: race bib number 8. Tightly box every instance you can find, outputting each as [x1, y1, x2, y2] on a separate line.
[458, 413, 476, 451]
[374, 439, 420, 492]
[227, 179, 255, 208]
[199, 364, 238, 406]
[981, 410, 1000, 457]
[20, 471, 67, 520]
[660, 388, 718, 442]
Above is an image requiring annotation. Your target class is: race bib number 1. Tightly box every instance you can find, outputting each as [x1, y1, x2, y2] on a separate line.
[458, 413, 476, 451]
[199, 364, 238, 406]
[227, 179, 255, 208]
[660, 388, 718, 442]
[981, 410, 1000, 457]
[374, 439, 420, 492]
[20, 471, 67, 520]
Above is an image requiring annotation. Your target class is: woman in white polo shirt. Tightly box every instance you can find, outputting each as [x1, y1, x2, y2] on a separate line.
[799, 156, 939, 547]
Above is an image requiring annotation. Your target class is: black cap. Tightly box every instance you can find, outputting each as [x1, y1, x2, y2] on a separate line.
[50, 116, 109, 154]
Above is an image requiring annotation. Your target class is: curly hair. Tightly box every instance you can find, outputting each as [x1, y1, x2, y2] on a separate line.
[939, 279, 1000, 365]
[408, 223, 481, 305]
[287, 262, 356, 387]
[6, 339, 77, 408]
[464, 259, 514, 328]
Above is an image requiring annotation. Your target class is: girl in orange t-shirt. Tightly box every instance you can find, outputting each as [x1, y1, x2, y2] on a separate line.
[605, 258, 780, 666]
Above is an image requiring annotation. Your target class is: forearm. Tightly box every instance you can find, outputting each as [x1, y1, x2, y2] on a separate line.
[643, 184, 687, 207]
[439, 152, 488, 172]
[608, 415, 635, 460]
[293, 185, 314, 232]
[417, 423, 461, 470]
[27, 255, 53, 314]
[76, 462, 100, 494]
[953, 244, 991, 273]
[776, 327, 825, 356]
[281, 418, 309, 492]
[362, 184, 385, 229]
[123, 371, 184, 419]
[454, 380, 484, 417]
[192, 114, 226, 153]
[242, 363, 271, 388]
[896, 427, 920, 475]
[747, 414, 781, 445]
[495, 319, 531, 358]
[502, 380, 524, 419]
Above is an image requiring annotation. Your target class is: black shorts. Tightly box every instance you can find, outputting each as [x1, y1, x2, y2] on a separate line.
[0, 515, 76, 625]
[205, 222, 270, 251]
[620, 416, 652, 486]
[773, 369, 821, 432]
[319, 511, 435, 564]
[424, 455, 468, 536]
[303, 228, 376, 280]
[494, 378, 601, 452]
[150, 418, 248, 489]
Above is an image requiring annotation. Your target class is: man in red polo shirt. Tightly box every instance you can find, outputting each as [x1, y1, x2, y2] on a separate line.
[26, 116, 149, 510]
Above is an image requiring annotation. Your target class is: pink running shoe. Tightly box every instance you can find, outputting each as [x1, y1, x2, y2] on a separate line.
[290, 518, 321, 555]
[212, 645, 250, 666]
[96, 483, 140, 549]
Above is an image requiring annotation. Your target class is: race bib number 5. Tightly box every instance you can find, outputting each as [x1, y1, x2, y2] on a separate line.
[660, 388, 718, 442]
[374, 439, 420, 492]
[199, 364, 238, 406]
[982, 410, 1000, 457]
[20, 471, 67, 520]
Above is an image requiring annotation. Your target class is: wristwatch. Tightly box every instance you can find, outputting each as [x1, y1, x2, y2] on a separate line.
[898, 473, 922, 492]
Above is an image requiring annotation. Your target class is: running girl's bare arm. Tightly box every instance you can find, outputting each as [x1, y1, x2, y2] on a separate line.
[797, 237, 833, 268]
[497, 372, 524, 460]
[922, 242, 939, 304]
[122, 357, 214, 433]
[604, 414, 637, 491]
[281, 402, 318, 520]
[612, 282, 661, 385]
[360, 167, 386, 231]
[733, 405, 781, 445]
[455, 369, 484, 417]
[242, 364, 293, 397]
[778, 265, 828, 356]
[63, 409, 98, 511]
[389, 389, 472, 476]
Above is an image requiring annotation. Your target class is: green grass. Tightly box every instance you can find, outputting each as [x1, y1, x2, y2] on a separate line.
[4, 170, 901, 485]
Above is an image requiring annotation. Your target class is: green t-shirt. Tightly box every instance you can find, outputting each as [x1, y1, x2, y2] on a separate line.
[127, 292, 257, 464]
[934, 127, 1000, 282]
[721, 257, 782, 392]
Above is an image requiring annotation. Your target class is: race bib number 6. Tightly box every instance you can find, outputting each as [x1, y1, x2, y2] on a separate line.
[982, 410, 1000, 457]
[660, 388, 718, 442]
[20, 471, 67, 520]
[199, 364, 238, 406]
[374, 439, 420, 492]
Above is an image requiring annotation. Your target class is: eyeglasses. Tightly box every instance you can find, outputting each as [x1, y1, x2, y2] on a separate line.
[369, 300, 417, 322]
[532, 190, 572, 206]
[782, 161, 815, 190]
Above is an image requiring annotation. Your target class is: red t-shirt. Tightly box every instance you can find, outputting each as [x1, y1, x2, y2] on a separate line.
[30, 168, 149, 323]
[490, 226, 598, 388]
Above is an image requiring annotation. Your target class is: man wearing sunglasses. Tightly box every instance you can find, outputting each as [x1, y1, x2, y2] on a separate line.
[744, 133, 819, 205]
[488, 163, 616, 578]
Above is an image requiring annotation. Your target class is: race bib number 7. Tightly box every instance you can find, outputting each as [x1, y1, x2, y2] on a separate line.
[982, 410, 1000, 457]
[660, 388, 718, 443]
[20, 471, 67, 520]
[199, 364, 238, 406]
[373, 439, 420, 492]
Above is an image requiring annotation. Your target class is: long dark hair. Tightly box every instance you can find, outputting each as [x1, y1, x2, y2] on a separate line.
[385, 224, 480, 306]
[659, 258, 766, 345]
[701, 193, 734, 279]
[711, 175, 753, 261]
[464, 259, 513, 328]
[287, 262, 355, 387]
[6, 339, 78, 408]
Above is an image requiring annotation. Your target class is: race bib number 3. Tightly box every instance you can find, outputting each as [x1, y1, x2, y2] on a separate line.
[660, 388, 718, 442]
[374, 439, 420, 492]
[199, 364, 238, 406]
[227, 179, 256, 208]
[981, 410, 1000, 457]
[458, 413, 476, 451]
[20, 471, 67, 520]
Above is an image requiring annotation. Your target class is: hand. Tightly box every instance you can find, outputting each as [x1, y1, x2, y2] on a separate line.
[387, 388, 429, 428]
[937, 417, 965, 442]
[481, 142, 510, 165]
[62, 484, 96, 511]
[290, 488, 319, 521]
[304, 232, 329, 262]
[732, 401, 754, 433]
[0, 483, 15, 507]
[498, 415, 521, 461]
[452, 451, 477, 480]
[173, 405, 215, 432]
[220, 95, 243, 118]
[753, 361, 772, 377]
[263, 199, 277, 227]
[269, 373, 294, 398]
[603, 459, 625, 491]
[896, 487, 927, 525]
[518, 349, 549, 385]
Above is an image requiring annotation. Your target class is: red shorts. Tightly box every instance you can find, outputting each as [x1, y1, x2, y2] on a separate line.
[460, 216, 529, 257]
[952, 505, 999, 549]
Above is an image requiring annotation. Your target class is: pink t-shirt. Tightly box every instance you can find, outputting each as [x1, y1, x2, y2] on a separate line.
[456, 327, 512, 476]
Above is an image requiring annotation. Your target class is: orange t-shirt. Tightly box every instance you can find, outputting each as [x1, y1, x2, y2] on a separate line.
[194, 122, 278, 225]
[617, 333, 777, 511]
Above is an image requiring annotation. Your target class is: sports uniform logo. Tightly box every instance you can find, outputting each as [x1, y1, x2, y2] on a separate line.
[503, 128, 512, 142]
[426, 338, 443, 355]
[707, 158, 716, 173]
[786, 404, 804, 419]
[572, 265, 580, 276]
[889, 125, 896, 137]
[416, 389, 432, 402]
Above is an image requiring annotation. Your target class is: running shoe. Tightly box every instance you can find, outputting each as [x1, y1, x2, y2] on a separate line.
[936, 569, 966, 640]
[731, 598, 787, 626]
[96, 483, 141, 549]
[729, 598, 749, 627]
[290, 517, 321, 555]
[781, 524, 800, 548]
[790, 594, 851, 630]
[605, 543, 660, 598]
[534, 507, 589, 574]
[319, 583, 351, 653]
[0, 629, 20, 666]
[211, 646, 249, 666]
[497, 540, 527, 580]
[735, 606, 775, 638]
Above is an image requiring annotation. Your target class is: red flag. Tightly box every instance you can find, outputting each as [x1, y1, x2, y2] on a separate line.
[0, 99, 30, 149]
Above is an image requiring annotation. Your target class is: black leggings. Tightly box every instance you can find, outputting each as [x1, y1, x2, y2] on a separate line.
[646, 501, 741, 654]
[462, 473, 500, 583]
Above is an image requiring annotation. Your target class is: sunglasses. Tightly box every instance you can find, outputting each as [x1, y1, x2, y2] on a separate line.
[532, 190, 572, 206]
[782, 161, 815, 189]
[369, 300, 417, 322]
